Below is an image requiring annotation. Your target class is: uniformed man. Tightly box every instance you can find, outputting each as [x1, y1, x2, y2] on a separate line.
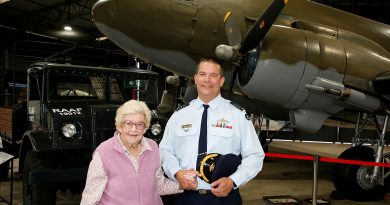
[159, 57, 265, 205]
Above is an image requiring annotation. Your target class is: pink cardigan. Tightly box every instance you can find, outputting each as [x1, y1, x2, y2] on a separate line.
[97, 134, 163, 205]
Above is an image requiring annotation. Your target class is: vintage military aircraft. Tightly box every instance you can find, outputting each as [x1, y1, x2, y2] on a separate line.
[91, 0, 390, 201]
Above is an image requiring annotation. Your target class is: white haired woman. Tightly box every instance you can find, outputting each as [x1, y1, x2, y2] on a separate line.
[81, 100, 194, 204]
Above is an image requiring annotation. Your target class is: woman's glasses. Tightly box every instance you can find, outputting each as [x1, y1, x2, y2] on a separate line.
[122, 121, 146, 130]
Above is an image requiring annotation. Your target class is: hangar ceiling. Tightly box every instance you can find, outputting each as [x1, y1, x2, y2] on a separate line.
[0, 0, 389, 69]
[0, 0, 130, 69]
[0, 0, 101, 46]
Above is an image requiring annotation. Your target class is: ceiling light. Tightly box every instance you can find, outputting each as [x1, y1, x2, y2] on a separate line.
[95, 36, 108, 41]
[64, 26, 72, 31]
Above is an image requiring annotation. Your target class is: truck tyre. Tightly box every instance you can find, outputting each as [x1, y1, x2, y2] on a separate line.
[332, 146, 388, 201]
[23, 150, 56, 205]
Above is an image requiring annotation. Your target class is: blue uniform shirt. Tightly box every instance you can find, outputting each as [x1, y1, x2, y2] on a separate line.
[159, 95, 265, 190]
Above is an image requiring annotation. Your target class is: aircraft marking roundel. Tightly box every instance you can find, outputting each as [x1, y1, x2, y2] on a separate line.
[259, 20, 265, 29]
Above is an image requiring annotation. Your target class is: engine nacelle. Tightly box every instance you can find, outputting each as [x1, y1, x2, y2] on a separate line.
[238, 26, 389, 133]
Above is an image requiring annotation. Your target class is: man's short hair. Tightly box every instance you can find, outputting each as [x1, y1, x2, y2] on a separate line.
[196, 56, 224, 77]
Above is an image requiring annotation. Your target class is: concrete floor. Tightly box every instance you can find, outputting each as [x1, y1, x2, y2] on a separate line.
[0, 141, 389, 205]
[241, 141, 390, 205]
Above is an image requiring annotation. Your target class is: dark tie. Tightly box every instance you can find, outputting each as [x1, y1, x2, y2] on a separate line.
[197, 104, 209, 171]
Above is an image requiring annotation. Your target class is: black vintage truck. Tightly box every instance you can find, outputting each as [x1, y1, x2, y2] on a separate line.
[0, 62, 167, 204]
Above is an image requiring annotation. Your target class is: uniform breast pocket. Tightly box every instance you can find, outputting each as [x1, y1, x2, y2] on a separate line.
[175, 128, 198, 153]
[209, 127, 235, 152]
[176, 127, 196, 138]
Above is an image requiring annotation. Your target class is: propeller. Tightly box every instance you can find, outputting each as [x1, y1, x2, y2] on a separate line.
[239, 0, 288, 54]
[215, 0, 288, 98]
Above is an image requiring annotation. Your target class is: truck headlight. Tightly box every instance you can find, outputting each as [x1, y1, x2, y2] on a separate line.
[59, 121, 81, 140]
[62, 123, 77, 138]
[150, 122, 162, 136]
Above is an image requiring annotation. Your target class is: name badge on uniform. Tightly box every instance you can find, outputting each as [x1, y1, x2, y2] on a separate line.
[181, 124, 192, 132]
[212, 118, 233, 129]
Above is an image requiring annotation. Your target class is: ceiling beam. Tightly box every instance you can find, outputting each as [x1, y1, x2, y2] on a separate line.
[1, 0, 97, 30]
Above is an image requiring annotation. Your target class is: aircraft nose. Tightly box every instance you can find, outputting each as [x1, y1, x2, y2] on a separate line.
[91, 0, 192, 66]
[92, 0, 168, 36]
[92, 0, 117, 28]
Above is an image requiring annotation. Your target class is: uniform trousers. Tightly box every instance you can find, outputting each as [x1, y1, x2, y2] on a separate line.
[174, 189, 242, 205]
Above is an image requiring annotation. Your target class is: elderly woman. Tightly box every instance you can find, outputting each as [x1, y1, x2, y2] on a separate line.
[81, 100, 190, 205]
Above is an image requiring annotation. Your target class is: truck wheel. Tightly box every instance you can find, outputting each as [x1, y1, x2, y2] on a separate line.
[332, 146, 388, 201]
[23, 150, 56, 205]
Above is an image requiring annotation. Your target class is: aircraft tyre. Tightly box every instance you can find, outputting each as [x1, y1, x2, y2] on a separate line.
[23, 150, 56, 205]
[332, 146, 388, 201]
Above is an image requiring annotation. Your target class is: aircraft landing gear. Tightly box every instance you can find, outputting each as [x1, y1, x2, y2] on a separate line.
[254, 114, 292, 153]
[332, 114, 390, 201]
[332, 146, 389, 201]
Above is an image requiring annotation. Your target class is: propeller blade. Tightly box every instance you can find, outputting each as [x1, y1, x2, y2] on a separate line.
[224, 11, 241, 46]
[239, 0, 288, 54]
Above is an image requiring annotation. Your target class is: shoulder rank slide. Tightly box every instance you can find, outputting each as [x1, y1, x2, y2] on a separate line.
[230, 101, 244, 111]
[230, 102, 251, 120]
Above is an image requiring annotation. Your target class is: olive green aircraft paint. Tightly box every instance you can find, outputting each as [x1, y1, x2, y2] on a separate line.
[92, 0, 390, 123]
